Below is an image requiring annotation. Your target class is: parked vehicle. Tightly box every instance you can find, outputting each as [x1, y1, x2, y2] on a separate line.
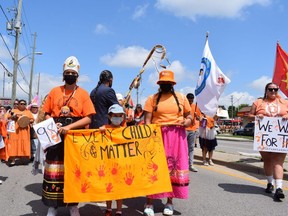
[215, 125, 221, 134]
[233, 128, 244, 135]
[243, 122, 255, 136]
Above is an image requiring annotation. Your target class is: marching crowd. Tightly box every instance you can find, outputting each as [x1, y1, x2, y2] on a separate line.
[0, 56, 285, 216]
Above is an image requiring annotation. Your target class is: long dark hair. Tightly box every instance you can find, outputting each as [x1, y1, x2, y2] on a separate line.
[263, 82, 279, 99]
[153, 85, 182, 113]
[95, 70, 113, 92]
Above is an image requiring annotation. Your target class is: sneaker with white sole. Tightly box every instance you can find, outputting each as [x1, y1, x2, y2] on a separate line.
[203, 160, 208, 166]
[143, 204, 154, 216]
[208, 160, 214, 166]
[47, 207, 57, 216]
[189, 165, 198, 172]
[69, 205, 80, 216]
[163, 204, 174, 216]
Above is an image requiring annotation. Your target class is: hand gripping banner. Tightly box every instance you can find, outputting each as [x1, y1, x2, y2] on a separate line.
[64, 124, 172, 202]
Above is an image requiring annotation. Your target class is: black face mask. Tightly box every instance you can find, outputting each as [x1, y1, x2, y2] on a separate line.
[160, 84, 172, 93]
[64, 75, 77, 85]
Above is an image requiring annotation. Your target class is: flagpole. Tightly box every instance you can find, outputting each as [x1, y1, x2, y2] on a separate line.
[205, 31, 209, 43]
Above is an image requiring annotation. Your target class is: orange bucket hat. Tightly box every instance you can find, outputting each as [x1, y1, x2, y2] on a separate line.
[157, 70, 176, 85]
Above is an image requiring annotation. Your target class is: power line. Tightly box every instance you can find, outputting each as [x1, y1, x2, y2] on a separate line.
[0, 33, 14, 59]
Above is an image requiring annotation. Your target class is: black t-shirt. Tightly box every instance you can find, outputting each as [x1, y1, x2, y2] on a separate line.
[89, 84, 119, 128]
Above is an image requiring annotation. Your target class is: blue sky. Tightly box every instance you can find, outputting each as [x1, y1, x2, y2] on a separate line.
[1, 0, 288, 109]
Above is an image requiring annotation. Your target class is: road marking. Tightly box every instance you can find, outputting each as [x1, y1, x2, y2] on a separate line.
[195, 164, 288, 191]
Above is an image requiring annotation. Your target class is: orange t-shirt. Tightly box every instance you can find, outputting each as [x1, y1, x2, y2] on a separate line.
[186, 103, 201, 131]
[144, 92, 191, 124]
[253, 98, 288, 117]
[44, 85, 96, 117]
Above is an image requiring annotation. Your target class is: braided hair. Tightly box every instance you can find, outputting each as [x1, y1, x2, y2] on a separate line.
[95, 70, 113, 92]
[153, 85, 182, 113]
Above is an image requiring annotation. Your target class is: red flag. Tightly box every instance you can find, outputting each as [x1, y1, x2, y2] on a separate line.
[272, 42, 288, 97]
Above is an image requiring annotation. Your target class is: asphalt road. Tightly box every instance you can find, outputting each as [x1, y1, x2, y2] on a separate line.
[1, 157, 287, 216]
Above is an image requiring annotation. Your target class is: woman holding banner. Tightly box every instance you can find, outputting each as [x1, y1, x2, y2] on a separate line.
[42, 56, 95, 216]
[143, 70, 192, 216]
[249, 82, 288, 201]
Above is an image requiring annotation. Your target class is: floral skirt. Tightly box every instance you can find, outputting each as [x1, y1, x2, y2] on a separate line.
[148, 125, 189, 199]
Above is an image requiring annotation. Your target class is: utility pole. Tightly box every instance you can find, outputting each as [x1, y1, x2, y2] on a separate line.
[11, 0, 23, 103]
[36, 73, 40, 96]
[231, 95, 234, 119]
[29, 32, 37, 102]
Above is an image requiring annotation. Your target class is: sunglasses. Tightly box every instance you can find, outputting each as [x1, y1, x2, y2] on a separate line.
[19, 103, 26, 105]
[267, 88, 278, 92]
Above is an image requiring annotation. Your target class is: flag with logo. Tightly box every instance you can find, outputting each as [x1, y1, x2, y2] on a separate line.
[195, 39, 231, 117]
[272, 42, 288, 97]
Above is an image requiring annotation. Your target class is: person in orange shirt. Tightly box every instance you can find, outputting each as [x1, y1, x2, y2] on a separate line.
[185, 93, 201, 172]
[143, 70, 192, 216]
[134, 104, 144, 125]
[99, 104, 126, 216]
[6, 99, 34, 165]
[249, 82, 288, 201]
[199, 113, 218, 166]
[42, 56, 96, 216]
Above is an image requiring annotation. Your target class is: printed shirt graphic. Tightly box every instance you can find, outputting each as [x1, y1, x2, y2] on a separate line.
[195, 40, 231, 117]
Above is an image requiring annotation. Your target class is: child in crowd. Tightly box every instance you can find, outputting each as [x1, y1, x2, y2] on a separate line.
[99, 104, 126, 216]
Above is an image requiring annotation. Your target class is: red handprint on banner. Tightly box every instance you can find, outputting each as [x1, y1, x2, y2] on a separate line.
[73, 164, 81, 180]
[106, 182, 113, 193]
[124, 172, 134, 185]
[148, 173, 158, 184]
[111, 163, 119, 175]
[96, 164, 105, 178]
[86, 171, 92, 178]
[147, 161, 158, 172]
[81, 180, 90, 193]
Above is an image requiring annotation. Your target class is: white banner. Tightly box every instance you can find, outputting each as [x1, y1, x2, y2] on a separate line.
[33, 118, 61, 150]
[253, 116, 288, 153]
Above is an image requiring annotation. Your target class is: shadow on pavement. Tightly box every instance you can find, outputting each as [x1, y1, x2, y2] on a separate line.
[25, 183, 42, 197]
[218, 183, 272, 197]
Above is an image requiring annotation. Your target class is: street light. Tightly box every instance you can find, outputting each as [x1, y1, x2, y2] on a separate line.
[11, 51, 42, 102]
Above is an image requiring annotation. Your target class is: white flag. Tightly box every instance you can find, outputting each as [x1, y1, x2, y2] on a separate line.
[195, 40, 231, 117]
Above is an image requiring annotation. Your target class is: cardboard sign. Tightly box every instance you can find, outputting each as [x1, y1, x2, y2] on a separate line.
[253, 117, 288, 153]
[33, 118, 61, 150]
[64, 124, 172, 203]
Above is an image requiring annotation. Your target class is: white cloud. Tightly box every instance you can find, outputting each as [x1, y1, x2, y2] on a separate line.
[100, 46, 150, 67]
[132, 4, 149, 20]
[155, 0, 271, 21]
[94, 24, 109, 34]
[249, 75, 271, 91]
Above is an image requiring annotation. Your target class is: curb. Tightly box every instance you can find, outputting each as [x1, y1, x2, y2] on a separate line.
[194, 155, 288, 180]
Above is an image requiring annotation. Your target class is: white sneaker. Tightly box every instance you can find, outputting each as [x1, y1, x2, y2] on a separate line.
[208, 160, 214, 166]
[69, 205, 80, 216]
[0, 180, 3, 185]
[203, 160, 209, 166]
[47, 207, 57, 216]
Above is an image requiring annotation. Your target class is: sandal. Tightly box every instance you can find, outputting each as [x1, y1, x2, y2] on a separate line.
[163, 203, 174, 216]
[143, 204, 154, 216]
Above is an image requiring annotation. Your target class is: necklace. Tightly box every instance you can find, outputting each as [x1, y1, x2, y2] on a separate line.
[61, 85, 78, 116]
